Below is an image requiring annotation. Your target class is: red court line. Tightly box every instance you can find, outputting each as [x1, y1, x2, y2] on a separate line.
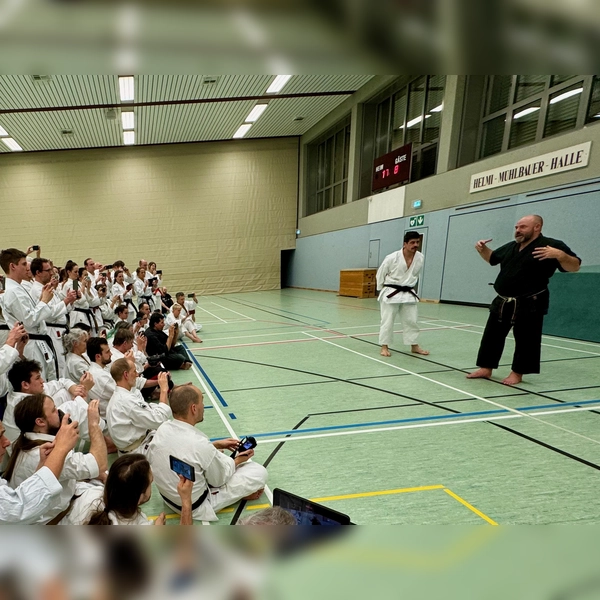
[193, 325, 473, 351]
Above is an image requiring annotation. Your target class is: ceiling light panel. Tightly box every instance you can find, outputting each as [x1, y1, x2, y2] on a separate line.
[266, 75, 292, 94]
[121, 111, 135, 130]
[119, 76, 135, 102]
[123, 131, 135, 145]
[245, 104, 268, 123]
[2, 138, 23, 151]
[233, 123, 252, 138]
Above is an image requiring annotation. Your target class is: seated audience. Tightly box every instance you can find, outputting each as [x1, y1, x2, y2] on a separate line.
[144, 313, 192, 371]
[238, 506, 297, 525]
[148, 385, 267, 522]
[57, 261, 98, 333]
[0, 414, 80, 524]
[106, 359, 171, 455]
[110, 271, 135, 323]
[175, 292, 202, 332]
[166, 304, 202, 344]
[67, 454, 193, 525]
[63, 329, 91, 383]
[4, 395, 107, 524]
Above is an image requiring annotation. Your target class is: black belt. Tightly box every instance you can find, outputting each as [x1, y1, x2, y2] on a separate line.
[73, 307, 97, 331]
[46, 322, 69, 330]
[494, 288, 548, 324]
[0, 324, 8, 331]
[385, 285, 420, 300]
[28, 333, 60, 377]
[160, 487, 209, 512]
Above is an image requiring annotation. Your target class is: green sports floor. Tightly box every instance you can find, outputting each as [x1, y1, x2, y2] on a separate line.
[138, 289, 600, 525]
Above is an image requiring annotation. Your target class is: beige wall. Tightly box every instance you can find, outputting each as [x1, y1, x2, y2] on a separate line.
[0, 138, 299, 294]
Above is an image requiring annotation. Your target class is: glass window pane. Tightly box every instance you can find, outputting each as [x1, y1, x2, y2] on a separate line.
[480, 115, 505, 158]
[316, 191, 324, 212]
[424, 75, 445, 143]
[406, 76, 425, 145]
[333, 184, 343, 207]
[375, 97, 391, 157]
[514, 75, 547, 103]
[317, 143, 325, 189]
[488, 76, 512, 114]
[391, 88, 407, 150]
[343, 125, 350, 179]
[342, 181, 347, 204]
[551, 76, 575, 87]
[334, 130, 344, 183]
[322, 187, 331, 210]
[586, 76, 600, 123]
[544, 83, 583, 138]
[509, 100, 541, 149]
[324, 137, 333, 186]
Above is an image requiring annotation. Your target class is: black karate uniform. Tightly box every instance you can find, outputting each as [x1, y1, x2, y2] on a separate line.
[476, 235, 580, 375]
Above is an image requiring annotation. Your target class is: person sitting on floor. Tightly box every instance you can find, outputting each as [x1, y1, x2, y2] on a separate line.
[144, 313, 192, 371]
[165, 304, 202, 344]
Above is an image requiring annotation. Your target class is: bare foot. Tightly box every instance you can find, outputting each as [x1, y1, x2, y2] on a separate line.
[411, 345, 430, 356]
[380, 345, 391, 357]
[502, 371, 522, 386]
[243, 488, 264, 501]
[181, 362, 193, 370]
[466, 368, 492, 379]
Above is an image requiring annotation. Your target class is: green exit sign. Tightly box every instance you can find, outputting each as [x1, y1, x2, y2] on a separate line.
[409, 215, 425, 227]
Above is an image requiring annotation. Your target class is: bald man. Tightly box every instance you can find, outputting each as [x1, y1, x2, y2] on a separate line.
[467, 215, 581, 385]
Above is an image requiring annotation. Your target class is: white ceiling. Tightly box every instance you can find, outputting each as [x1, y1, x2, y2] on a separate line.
[0, 75, 374, 153]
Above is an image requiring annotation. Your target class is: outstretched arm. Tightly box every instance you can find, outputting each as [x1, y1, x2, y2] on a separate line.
[475, 239, 493, 264]
[532, 246, 581, 272]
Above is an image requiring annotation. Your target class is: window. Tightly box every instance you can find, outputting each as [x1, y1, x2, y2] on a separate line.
[478, 76, 592, 160]
[305, 117, 351, 216]
[372, 75, 446, 186]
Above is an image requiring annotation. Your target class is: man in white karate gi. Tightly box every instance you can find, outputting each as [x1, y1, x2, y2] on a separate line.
[376, 231, 429, 357]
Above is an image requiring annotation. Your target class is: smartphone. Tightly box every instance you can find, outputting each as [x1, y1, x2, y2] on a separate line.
[57, 409, 73, 425]
[169, 455, 196, 482]
[105, 264, 113, 270]
[32, 245, 40, 251]
[156, 270, 162, 275]
[72, 279, 79, 291]
[231, 436, 257, 459]
[126, 284, 133, 291]
[187, 293, 195, 298]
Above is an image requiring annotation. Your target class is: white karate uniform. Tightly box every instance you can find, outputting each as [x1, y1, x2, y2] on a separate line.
[110, 346, 147, 386]
[9, 432, 99, 524]
[88, 362, 117, 418]
[0, 344, 20, 397]
[147, 419, 268, 522]
[133, 277, 152, 305]
[57, 280, 97, 332]
[0, 467, 62, 524]
[30, 281, 71, 377]
[2, 278, 61, 381]
[182, 299, 202, 331]
[111, 282, 135, 323]
[64, 352, 91, 384]
[65, 486, 152, 525]
[106, 386, 172, 454]
[0, 295, 8, 347]
[376, 250, 424, 347]
[165, 311, 192, 341]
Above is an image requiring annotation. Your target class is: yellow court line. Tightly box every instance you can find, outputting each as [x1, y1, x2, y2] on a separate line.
[311, 485, 445, 503]
[443, 488, 498, 526]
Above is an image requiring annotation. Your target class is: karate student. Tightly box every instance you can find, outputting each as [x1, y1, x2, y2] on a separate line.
[148, 385, 267, 522]
[0, 414, 80, 524]
[174, 292, 202, 332]
[0, 248, 75, 381]
[106, 360, 171, 456]
[376, 231, 429, 357]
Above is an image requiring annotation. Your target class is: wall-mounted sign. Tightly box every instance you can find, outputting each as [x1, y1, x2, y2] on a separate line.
[412, 199, 422, 209]
[409, 215, 424, 227]
[372, 143, 412, 192]
[469, 141, 591, 193]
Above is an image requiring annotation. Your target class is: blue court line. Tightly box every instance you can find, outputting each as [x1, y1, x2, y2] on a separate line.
[210, 398, 600, 440]
[229, 413, 237, 420]
[183, 343, 228, 407]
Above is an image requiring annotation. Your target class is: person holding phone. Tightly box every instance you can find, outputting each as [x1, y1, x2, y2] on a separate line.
[148, 385, 268, 522]
[110, 270, 135, 324]
[56, 261, 98, 333]
[174, 292, 202, 332]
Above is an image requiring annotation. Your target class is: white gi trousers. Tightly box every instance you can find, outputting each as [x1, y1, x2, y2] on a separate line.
[378, 302, 419, 346]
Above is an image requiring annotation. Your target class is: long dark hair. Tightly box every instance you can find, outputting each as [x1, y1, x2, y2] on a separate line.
[2, 394, 48, 482]
[87, 454, 151, 525]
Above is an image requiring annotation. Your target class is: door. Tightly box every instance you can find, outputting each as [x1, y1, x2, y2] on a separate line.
[368, 239, 380, 268]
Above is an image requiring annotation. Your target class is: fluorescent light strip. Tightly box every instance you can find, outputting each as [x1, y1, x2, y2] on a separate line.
[2, 138, 22, 151]
[430, 103, 443, 112]
[550, 87, 583, 104]
[513, 106, 540, 119]
[121, 111, 135, 130]
[123, 131, 135, 145]
[266, 75, 292, 94]
[245, 103, 268, 123]
[0, 125, 8, 136]
[233, 123, 252, 138]
[118, 76, 134, 102]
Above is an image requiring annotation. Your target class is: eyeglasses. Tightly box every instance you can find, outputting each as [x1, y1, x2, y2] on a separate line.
[41, 269, 53, 272]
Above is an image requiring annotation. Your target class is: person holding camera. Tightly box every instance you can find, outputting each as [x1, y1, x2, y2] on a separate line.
[144, 313, 192, 371]
[147, 385, 267, 522]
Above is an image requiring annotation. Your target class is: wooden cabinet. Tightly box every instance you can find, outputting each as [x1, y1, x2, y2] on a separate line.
[339, 268, 377, 299]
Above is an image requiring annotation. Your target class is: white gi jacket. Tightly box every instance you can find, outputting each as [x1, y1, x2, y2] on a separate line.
[2, 278, 60, 380]
[0, 467, 62, 524]
[9, 432, 99, 524]
[106, 386, 172, 453]
[147, 419, 236, 522]
[57, 280, 97, 331]
[64, 352, 91, 383]
[109, 346, 147, 387]
[376, 250, 424, 304]
[0, 344, 20, 397]
[65, 486, 152, 525]
[88, 362, 117, 418]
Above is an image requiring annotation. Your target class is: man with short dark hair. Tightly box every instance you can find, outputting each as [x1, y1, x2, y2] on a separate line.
[107, 358, 171, 455]
[376, 232, 429, 357]
[148, 385, 267, 522]
[175, 292, 202, 332]
[468, 214, 581, 385]
[145, 313, 192, 370]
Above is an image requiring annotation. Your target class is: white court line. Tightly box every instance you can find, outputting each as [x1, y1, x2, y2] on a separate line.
[210, 301, 257, 321]
[302, 332, 600, 446]
[196, 304, 228, 323]
[253, 404, 600, 445]
[186, 347, 274, 506]
[424, 318, 600, 357]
